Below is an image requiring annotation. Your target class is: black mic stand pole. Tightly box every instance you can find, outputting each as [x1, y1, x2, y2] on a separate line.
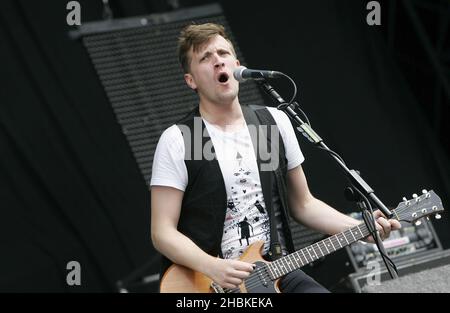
[257, 79, 398, 280]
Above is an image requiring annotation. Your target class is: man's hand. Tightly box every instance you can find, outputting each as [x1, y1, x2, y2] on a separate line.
[205, 258, 255, 289]
[364, 210, 402, 243]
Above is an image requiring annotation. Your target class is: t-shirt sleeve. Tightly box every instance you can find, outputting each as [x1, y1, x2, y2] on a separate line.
[267, 106, 305, 170]
[150, 125, 188, 191]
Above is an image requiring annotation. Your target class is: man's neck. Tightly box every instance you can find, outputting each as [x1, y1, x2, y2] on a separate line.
[199, 98, 244, 130]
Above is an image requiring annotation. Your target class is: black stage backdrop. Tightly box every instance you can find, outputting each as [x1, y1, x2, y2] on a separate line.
[0, 0, 449, 292]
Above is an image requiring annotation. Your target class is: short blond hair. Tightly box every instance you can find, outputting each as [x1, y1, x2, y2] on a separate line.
[177, 23, 236, 73]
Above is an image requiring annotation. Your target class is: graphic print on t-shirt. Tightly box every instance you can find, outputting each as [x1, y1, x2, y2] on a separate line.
[221, 148, 270, 260]
[238, 216, 253, 246]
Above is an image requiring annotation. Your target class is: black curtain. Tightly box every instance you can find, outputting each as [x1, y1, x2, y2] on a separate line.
[0, 0, 157, 292]
[1, 0, 449, 292]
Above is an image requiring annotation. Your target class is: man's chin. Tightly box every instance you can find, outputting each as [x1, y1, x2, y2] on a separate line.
[216, 98, 237, 106]
[216, 90, 238, 104]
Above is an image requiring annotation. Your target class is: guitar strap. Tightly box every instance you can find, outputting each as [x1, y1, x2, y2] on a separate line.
[241, 105, 282, 261]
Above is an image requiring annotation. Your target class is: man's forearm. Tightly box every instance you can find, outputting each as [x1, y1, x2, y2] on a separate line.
[292, 196, 360, 235]
[152, 228, 216, 275]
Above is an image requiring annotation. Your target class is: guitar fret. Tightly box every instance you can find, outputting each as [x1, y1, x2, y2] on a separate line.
[306, 247, 314, 261]
[287, 256, 295, 272]
[337, 235, 343, 247]
[278, 261, 285, 276]
[357, 224, 366, 238]
[343, 232, 350, 245]
[312, 244, 319, 258]
[297, 254, 304, 266]
[317, 242, 325, 257]
[281, 258, 289, 274]
[323, 240, 330, 254]
[301, 249, 309, 263]
[281, 259, 288, 276]
[276, 260, 285, 276]
[272, 262, 280, 277]
[267, 263, 275, 279]
[285, 258, 291, 273]
[312, 244, 320, 258]
[296, 251, 305, 267]
[350, 229, 357, 241]
[328, 237, 336, 251]
[292, 253, 301, 268]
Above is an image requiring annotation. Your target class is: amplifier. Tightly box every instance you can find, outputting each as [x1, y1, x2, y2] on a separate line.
[345, 212, 442, 273]
[348, 249, 450, 292]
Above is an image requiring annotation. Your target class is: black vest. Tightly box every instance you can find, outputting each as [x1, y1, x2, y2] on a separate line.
[160, 104, 295, 275]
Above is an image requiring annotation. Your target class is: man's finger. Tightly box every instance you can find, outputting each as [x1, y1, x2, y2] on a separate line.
[373, 210, 386, 219]
[389, 219, 402, 230]
[377, 217, 391, 239]
[232, 260, 255, 272]
[232, 270, 251, 280]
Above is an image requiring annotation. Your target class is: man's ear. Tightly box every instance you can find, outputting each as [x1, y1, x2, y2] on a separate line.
[236, 59, 240, 67]
[184, 73, 197, 90]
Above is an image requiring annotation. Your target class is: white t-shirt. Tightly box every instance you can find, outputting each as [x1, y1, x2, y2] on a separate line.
[150, 106, 304, 259]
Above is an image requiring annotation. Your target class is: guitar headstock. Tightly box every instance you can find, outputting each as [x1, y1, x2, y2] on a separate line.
[393, 190, 444, 224]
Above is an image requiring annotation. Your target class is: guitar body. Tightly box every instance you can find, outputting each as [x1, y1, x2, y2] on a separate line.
[160, 241, 281, 293]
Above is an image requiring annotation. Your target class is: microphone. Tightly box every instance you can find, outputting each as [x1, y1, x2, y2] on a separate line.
[233, 66, 283, 82]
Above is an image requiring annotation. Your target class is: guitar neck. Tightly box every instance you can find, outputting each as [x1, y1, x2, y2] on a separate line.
[267, 223, 371, 280]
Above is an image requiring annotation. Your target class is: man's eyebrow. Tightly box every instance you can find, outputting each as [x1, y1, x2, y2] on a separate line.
[200, 51, 212, 58]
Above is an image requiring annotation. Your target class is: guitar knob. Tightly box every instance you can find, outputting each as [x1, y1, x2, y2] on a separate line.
[422, 189, 428, 194]
[435, 213, 441, 220]
[403, 197, 410, 206]
[415, 220, 422, 226]
[412, 193, 419, 202]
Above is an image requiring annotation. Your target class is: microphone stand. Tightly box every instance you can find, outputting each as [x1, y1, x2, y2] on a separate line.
[257, 79, 398, 280]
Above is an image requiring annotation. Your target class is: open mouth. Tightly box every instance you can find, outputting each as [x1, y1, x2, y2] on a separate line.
[218, 73, 229, 83]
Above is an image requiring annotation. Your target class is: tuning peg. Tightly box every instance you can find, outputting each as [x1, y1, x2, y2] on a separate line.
[422, 189, 431, 199]
[413, 193, 419, 202]
[426, 217, 430, 221]
[402, 197, 410, 205]
[415, 220, 422, 226]
[435, 213, 442, 220]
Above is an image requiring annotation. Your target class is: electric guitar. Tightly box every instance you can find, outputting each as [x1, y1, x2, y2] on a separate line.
[160, 190, 444, 293]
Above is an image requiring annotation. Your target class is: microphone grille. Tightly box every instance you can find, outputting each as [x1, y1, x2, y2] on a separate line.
[233, 66, 247, 82]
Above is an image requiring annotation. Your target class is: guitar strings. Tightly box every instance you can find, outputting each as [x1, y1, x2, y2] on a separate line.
[231, 233, 352, 292]
[219, 203, 430, 292]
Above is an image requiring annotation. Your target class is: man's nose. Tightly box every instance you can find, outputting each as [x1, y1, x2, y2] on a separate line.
[213, 54, 225, 68]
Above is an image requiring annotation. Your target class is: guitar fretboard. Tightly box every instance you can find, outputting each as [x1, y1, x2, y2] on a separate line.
[266, 223, 370, 280]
